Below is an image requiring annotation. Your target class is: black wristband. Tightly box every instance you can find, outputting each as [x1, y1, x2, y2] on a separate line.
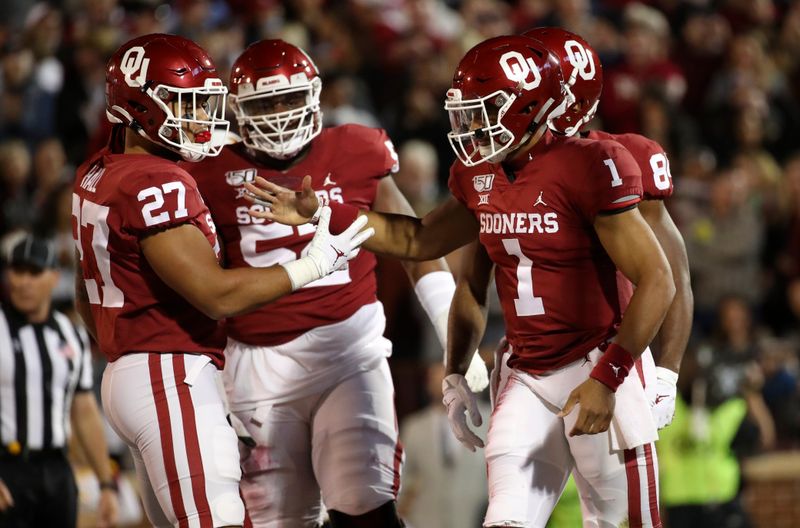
[99, 480, 118, 492]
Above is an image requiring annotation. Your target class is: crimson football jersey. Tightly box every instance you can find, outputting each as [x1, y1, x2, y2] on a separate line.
[449, 131, 643, 373]
[184, 124, 398, 346]
[72, 145, 225, 367]
[586, 130, 673, 201]
[588, 130, 674, 313]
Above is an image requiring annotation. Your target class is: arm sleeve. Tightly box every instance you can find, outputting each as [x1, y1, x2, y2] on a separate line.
[578, 142, 643, 220]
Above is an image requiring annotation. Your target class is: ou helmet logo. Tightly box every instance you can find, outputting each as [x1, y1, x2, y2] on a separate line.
[499, 51, 542, 91]
[120, 46, 151, 88]
[564, 40, 596, 82]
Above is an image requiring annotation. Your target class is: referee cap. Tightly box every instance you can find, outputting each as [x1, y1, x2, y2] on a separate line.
[8, 235, 57, 271]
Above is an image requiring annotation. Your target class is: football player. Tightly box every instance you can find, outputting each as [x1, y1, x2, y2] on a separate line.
[521, 27, 692, 430]
[247, 35, 674, 527]
[72, 34, 371, 528]
[181, 39, 487, 528]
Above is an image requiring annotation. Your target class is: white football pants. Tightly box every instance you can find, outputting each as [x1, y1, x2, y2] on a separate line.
[102, 353, 245, 528]
[232, 359, 402, 528]
[485, 356, 661, 528]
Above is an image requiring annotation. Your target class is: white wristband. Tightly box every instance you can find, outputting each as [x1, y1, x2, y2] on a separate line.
[413, 271, 456, 349]
[656, 366, 679, 386]
[309, 195, 328, 224]
[280, 257, 322, 291]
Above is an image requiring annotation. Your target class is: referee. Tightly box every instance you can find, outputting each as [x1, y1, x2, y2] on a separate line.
[0, 235, 118, 527]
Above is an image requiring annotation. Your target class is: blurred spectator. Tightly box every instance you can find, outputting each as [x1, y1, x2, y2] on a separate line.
[686, 169, 764, 324]
[31, 137, 71, 211]
[599, 2, 686, 133]
[398, 361, 488, 528]
[0, 139, 35, 234]
[320, 73, 380, 128]
[706, 32, 800, 162]
[394, 140, 441, 214]
[658, 295, 777, 528]
[34, 181, 77, 311]
[700, 295, 776, 450]
[756, 337, 800, 449]
[676, 8, 731, 116]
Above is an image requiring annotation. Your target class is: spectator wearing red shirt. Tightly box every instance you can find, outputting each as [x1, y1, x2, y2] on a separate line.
[599, 3, 686, 133]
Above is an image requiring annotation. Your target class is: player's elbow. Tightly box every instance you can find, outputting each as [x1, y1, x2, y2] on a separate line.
[192, 295, 230, 321]
[651, 262, 676, 306]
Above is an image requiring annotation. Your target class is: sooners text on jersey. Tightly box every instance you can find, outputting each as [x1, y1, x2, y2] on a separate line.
[449, 131, 643, 373]
[72, 140, 225, 366]
[185, 124, 398, 346]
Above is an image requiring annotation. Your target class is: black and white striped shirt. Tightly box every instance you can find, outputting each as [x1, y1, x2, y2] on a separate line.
[0, 304, 93, 451]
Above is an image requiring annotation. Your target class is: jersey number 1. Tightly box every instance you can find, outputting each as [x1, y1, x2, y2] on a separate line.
[502, 239, 545, 316]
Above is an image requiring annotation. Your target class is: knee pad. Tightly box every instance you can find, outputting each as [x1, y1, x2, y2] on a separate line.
[328, 501, 404, 528]
[210, 491, 245, 527]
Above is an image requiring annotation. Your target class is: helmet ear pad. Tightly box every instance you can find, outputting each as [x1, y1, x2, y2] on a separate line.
[228, 40, 323, 160]
[444, 35, 568, 166]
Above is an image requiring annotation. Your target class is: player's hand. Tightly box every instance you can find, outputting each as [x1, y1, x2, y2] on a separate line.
[281, 207, 374, 289]
[308, 207, 374, 274]
[442, 373, 484, 452]
[245, 174, 320, 225]
[651, 366, 678, 429]
[97, 487, 119, 528]
[0, 478, 13, 511]
[559, 378, 615, 436]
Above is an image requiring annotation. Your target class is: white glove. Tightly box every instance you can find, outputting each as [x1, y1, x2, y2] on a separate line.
[281, 207, 374, 290]
[442, 373, 484, 452]
[465, 352, 489, 393]
[651, 366, 678, 429]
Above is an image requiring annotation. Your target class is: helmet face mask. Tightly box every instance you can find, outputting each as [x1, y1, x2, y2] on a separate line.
[105, 34, 230, 162]
[152, 79, 229, 161]
[229, 40, 323, 160]
[446, 89, 517, 166]
[444, 36, 569, 167]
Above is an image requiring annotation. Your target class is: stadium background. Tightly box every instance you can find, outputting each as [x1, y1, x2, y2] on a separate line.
[0, 0, 799, 526]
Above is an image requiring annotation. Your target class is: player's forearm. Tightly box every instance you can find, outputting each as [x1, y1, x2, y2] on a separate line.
[614, 266, 675, 359]
[401, 257, 450, 284]
[71, 393, 114, 484]
[446, 281, 488, 375]
[655, 266, 692, 373]
[642, 202, 693, 373]
[200, 266, 294, 320]
[362, 211, 454, 261]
